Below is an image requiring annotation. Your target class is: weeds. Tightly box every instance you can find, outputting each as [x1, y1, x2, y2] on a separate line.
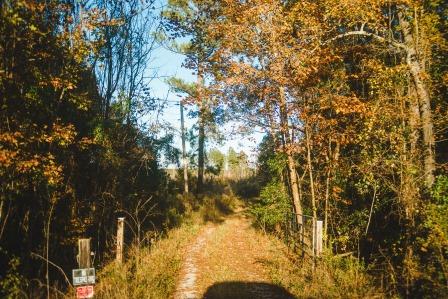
[265, 245, 383, 298]
[93, 223, 200, 299]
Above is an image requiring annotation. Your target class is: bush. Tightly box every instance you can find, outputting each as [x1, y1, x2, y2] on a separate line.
[230, 177, 261, 199]
[199, 194, 237, 223]
[250, 181, 291, 231]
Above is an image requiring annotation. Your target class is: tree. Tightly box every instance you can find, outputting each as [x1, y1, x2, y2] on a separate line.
[0, 1, 180, 296]
[162, 0, 219, 194]
[208, 148, 225, 175]
[92, 0, 158, 121]
[198, 0, 448, 295]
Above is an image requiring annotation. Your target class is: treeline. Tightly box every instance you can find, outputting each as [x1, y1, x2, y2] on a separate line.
[0, 1, 180, 297]
[162, 0, 448, 297]
[206, 147, 250, 178]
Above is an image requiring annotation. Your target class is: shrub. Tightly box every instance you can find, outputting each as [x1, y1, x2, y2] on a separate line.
[250, 181, 291, 231]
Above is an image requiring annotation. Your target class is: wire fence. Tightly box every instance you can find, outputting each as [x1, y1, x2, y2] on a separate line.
[282, 211, 323, 258]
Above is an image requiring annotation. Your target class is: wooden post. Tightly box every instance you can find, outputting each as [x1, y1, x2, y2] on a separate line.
[314, 220, 323, 257]
[116, 217, 125, 264]
[78, 239, 91, 268]
[312, 218, 316, 259]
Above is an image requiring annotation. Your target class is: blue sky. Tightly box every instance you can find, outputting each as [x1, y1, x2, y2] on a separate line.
[147, 43, 265, 166]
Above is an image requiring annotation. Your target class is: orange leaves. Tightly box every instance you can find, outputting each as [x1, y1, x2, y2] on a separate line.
[0, 132, 23, 167]
[48, 77, 75, 91]
[0, 132, 23, 148]
[332, 95, 369, 116]
[42, 155, 63, 187]
[16, 156, 41, 173]
[0, 149, 18, 168]
[51, 123, 77, 147]
[323, 0, 386, 27]
[0, 121, 80, 188]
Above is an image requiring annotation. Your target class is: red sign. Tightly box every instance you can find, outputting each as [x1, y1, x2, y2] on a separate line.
[76, 285, 94, 299]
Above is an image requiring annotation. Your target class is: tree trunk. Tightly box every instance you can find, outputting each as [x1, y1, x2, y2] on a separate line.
[104, 27, 113, 120]
[196, 69, 205, 194]
[180, 101, 189, 195]
[324, 139, 332, 248]
[278, 87, 303, 224]
[305, 123, 317, 221]
[409, 85, 420, 156]
[398, 8, 435, 187]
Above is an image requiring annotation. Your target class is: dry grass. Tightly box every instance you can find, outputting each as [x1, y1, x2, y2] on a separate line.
[263, 242, 384, 298]
[72, 195, 382, 299]
[199, 193, 238, 223]
[92, 222, 200, 299]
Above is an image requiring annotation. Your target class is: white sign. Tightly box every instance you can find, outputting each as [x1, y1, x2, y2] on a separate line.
[72, 268, 95, 286]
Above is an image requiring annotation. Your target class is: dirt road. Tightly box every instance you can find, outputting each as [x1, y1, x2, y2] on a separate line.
[173, 208, 295, 299]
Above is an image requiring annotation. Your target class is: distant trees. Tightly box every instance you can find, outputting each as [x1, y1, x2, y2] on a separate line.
[162, 0, 218, 194]
[207, 148, 225, 175]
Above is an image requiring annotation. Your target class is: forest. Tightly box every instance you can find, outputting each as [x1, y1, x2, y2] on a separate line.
[1, 0, 447, 298]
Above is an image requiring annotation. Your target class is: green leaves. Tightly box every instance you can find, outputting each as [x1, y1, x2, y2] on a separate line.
[432, 175, 448, 205]
[251, 181, 291, 230]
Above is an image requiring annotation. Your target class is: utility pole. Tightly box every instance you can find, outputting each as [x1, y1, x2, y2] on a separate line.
[180, 101, 189, 195]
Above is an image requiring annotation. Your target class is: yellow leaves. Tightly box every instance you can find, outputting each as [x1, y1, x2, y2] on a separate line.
[0, 149, 18, 168]
[14, 154, 63, 187]
[16, 156, 40, 173]
[42, 156, 63, 187]
[0, 132, 23, 147]
[51, 123, 77, 147]
[39, 122, 77, 147]
[79, 137, 96, 150]
[331, 95, 369, 116]
[442, 73, 448, 87]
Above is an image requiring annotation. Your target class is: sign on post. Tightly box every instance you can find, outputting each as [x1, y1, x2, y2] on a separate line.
[74, 238, 95, 298]
[76, 285, 94, 299]
[72, 268, 95, 286]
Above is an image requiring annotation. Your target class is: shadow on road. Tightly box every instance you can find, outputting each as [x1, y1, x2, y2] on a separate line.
[202, 281, 296, 299]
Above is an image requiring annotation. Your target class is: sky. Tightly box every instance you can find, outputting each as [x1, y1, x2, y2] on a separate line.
[147, 42, 265, 167]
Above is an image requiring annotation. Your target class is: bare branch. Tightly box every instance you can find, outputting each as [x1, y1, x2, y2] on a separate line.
[31, 252, 73, 288]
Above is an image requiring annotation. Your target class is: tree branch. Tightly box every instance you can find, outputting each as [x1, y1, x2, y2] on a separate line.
[325, 30, 407, 51]
[31, 252, 73, 288]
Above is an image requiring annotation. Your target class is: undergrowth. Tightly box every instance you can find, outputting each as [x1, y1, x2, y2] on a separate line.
[266, 247, 384, 298]
[199, 193, 237, 223]
[91, 222, 200, 299]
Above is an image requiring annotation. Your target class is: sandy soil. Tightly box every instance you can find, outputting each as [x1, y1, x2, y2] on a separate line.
[173, 207, 295, 299]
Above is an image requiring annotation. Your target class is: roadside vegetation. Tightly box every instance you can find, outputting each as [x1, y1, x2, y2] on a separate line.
[94, 221, 200, 299]
[1, 0, 447, 298]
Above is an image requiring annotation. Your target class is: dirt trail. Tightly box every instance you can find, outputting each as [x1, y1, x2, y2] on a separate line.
[174, 207, 295, 299]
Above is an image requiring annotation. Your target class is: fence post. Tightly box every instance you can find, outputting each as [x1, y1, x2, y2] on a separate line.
[116, 217, 125, 264]
[77, 238, 91, 268]
[311, 217, 317, 260]
[315, 220, 323, 257]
